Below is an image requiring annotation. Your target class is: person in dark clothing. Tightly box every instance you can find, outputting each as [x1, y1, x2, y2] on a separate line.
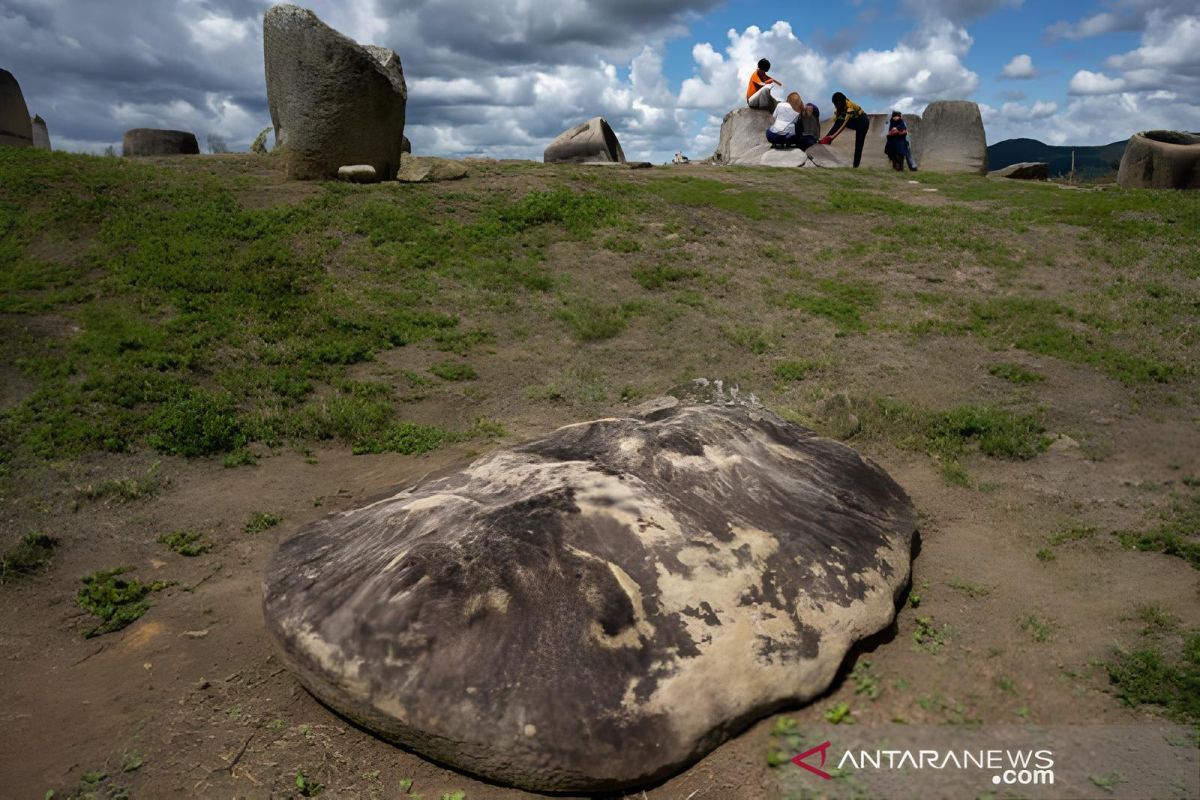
[765, 92, 818, 150]
[884, 110, 918, 171]
[819, 92, 869, 168]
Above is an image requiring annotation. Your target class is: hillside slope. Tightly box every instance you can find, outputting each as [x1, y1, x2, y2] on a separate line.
[987, 137, 1128, 178]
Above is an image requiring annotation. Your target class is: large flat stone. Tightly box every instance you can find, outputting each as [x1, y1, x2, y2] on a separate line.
[263, 392, 916, 792]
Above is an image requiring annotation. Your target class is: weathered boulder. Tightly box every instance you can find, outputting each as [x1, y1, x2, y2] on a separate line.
[989, 161, 1047, 180]
[337, 164, 379, 184]
[912, 100, 987, 174]
[714, 107, 774, 165]
[0, 69, 33, 148]
[263, 392, 916, 792]
[264, 4, 407, 180]
[544, 117, 625, 164]
[31, 115, 51, 151]
[396, 156, 468, 182]
[1117, 131, 1200, 190]
[122, 129, 200, 157]
[401, 135, 411, 154]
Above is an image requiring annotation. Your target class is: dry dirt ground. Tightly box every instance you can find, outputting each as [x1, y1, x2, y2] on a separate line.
[1, 154, 1197, 800]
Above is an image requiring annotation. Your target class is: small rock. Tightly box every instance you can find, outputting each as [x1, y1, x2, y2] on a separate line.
[180, 629, 210, 639]
[337, 164, 379, 184]
[396, 156, 468, 182]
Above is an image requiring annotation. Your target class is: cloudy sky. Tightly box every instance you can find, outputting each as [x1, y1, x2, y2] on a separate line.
[2, 0, 1198, 162]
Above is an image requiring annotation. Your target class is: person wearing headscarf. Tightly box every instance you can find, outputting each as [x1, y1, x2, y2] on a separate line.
[885, 110, 918, 171]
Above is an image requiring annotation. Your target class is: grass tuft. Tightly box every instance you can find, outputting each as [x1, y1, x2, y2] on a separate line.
[76, 567, 169, 637]
[0, 532, 58, 583]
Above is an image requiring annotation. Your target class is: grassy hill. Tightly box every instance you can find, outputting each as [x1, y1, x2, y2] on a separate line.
[987, 137, 1129, 179]
[1, 148, 1198, 799]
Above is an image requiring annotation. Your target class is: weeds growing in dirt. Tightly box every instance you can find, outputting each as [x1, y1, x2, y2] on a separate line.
[1114, 494, 1200, 569]
[244, 512, 281, 534]
[76, 568, 170, 638]
[0, 532, 58, 583]
[157, 530, 212, 557]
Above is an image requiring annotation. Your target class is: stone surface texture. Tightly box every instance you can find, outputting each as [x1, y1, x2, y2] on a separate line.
[337, 164, 379, 183]
[30, 114, 51, 151]
[989, 162, 1048, 180]
[0, 69, 33, 148]
[263, 391, 916, 792]
[911, 101, 988, 174]
[264, 4, 407, 180]
[396, 156, 468, 182]
[544, 117, 626, 164]
[1117, 130, 1200, 190]
[122, 129, 200, 157]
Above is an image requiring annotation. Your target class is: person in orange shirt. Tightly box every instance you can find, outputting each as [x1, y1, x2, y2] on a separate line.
[746, 59, 782, 111]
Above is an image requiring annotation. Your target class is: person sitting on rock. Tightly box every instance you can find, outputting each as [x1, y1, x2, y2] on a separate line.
[766, 93, 819, 150]
[802, 102, 822, 141]
[884, 110, 918, 171]
[746, 59, 783, 111]
[819, 92, 870, 168]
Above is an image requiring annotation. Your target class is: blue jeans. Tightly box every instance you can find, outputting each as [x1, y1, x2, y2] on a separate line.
[766, 129, 818, 150]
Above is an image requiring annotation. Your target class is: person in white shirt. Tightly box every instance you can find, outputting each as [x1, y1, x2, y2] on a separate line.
[765, 93, 817, 150]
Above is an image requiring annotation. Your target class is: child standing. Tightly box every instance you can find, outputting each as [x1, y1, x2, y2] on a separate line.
[885, 110, 918, 171]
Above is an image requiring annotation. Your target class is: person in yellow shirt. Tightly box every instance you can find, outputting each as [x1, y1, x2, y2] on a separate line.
[819, 92, 870, 168]
[746, 59, 782, 111]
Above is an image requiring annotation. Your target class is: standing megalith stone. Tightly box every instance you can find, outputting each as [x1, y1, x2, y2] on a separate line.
[0, 69, 33, 148]
[263, 391, 916, 792]
[264, 4, 407, 180]
[1117, 131, 1200, 190]
[31, 115, 51, 151]
[544, 117, 625, 164]
[913, 100, 988, 174]
[122, 129, 200, 157]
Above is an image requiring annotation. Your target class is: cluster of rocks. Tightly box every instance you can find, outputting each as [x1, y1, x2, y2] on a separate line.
[712, 100, 989, 173]
[1, 69, 52, 151]
[264, 389, 916, 792]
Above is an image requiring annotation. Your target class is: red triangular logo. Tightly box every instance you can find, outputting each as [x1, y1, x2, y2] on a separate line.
[792, 741, 833, 780]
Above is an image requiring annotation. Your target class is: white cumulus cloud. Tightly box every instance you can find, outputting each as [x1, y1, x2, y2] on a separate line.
[1000, 54, 1037, 79]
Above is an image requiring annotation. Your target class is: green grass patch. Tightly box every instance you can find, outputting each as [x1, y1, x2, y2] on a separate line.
[429, 361, 477, 381]
[1105, 631, 1200, 722]
[76, 567, 169, 637]
[646, 176, 773, 219]
[1021, 615, 1053, 642]
[1050, 524, 1099, 546]
[926, 404, 1050, 460]
[969, 297, 1175, 385]
[0, 532, 58, 583]
[948, 579, 990, 599]
[989, 363, 1045, 384]
[632, 264, 700, 290]
[722, 325, 773, 354]
[785, 279, 878, 334]
[558, 301, 636, 341]
[774, 359, 818, 381]
[913, 616, 950, 654]
[78, 464, 166, 504]
[1114, 495, 1200, 569]
[157, 530, 212, 557]
[244, 512, 281, 535]
[602, 234, 641, 253]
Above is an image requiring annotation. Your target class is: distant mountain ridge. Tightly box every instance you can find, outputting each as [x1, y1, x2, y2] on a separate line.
[987, 137, 1128, 179]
